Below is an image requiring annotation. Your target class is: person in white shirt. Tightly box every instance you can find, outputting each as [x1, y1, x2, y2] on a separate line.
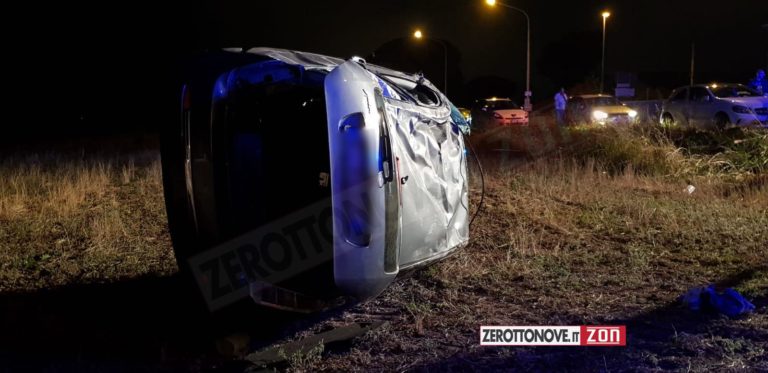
[554, 88, 568, 126]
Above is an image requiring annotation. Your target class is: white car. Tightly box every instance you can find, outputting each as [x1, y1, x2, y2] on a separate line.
[471, 98, 529, 131]
[660, 84, 768, 129]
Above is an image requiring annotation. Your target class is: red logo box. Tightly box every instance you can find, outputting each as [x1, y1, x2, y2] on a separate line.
[581, 325, 626, 346]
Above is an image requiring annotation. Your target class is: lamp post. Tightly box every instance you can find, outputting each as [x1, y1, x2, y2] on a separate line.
[413, 29, 449, 96]
[485, 0, 532, 112]
[601, 11, 610, 94]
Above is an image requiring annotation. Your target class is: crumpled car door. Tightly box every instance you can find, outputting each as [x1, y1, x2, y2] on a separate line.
[324, 60, 402, 299]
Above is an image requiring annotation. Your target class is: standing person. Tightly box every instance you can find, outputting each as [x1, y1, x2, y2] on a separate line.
[554, 88, 569, 126]
[748, 69, 768, 96]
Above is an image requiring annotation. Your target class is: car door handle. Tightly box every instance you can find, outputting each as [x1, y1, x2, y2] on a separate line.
[339, 112, 365, 132]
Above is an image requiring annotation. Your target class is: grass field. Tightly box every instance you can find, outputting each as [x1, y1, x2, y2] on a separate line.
[1, 125, 766, 371]
[0, 149, 176, 292]
[274, 125, 768, 371]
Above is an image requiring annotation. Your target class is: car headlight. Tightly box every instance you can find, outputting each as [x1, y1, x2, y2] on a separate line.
[628, 110, 638, 118]
[592, 110, 608, 120]
[732, 105, 752, 114]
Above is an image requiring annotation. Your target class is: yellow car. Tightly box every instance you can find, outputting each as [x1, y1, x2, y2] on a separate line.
[568, 94, 638, 125]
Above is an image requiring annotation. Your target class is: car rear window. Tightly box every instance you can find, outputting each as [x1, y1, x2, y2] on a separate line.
[484, 101, 520, 110]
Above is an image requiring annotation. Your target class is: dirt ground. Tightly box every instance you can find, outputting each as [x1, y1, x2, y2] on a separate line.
[1, 129, 766, 371]
[265, 144, 768, 372]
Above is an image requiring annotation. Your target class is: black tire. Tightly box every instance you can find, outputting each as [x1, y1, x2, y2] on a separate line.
[661, 113, 675, 127]
[714, 113, 730, 131]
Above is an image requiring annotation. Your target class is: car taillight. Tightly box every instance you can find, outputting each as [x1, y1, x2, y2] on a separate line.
[493, 112, 503, 119]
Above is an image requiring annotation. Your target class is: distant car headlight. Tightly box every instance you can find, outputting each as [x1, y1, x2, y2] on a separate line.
[628, 110, 638, 118]
[732, 105, 752, 114]
[592, 110, 608, 120]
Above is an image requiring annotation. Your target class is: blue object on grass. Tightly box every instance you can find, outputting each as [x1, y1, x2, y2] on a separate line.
[684, 285, 756, 317]
[704, 285, 755, 318]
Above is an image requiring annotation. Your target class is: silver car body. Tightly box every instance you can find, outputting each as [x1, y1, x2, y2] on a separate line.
[168, 48, 470, 306]
[661, 84, 768, 128]
[320, 52, 470, 297]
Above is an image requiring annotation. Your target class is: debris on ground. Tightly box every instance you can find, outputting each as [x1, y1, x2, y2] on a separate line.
[682, 285, 756, 317]
[246, 321, 385, 369]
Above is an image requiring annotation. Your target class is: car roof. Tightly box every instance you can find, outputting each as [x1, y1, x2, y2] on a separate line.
[571, 94, 615, 99]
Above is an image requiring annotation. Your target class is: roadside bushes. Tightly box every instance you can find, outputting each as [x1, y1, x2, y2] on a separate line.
[565, 125, 768, 177]
[566, 125, 682, 176]
[671, 128, 768, 174]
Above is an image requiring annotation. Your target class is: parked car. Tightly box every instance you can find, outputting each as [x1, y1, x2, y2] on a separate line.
[162, 48, 470, 312]
[568, 94, 638, 125]
[660, 84, 768, 129]
[471, 98, 529, 131]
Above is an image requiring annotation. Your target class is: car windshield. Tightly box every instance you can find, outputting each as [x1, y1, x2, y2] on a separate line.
[484, 100, 519, 110]
[584, 97, 622, 106]
[711, 85, 761, 98]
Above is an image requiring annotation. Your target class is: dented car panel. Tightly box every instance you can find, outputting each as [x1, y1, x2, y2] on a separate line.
[165, 48, 469, 309]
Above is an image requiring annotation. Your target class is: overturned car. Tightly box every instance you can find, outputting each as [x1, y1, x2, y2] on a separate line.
[162, 48, 470, 312]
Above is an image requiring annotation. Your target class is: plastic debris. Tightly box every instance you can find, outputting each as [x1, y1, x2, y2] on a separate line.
[682, 285, 755, 317]
[685, 185, 696, 194]
[681, 287, 705, 311]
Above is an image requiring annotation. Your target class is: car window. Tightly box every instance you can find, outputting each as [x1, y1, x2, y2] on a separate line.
[690, 87, 711, 102]
[585, 97, 621, 106]
[712, 84, 761, 98]
[449, 103, 470, 130]
[670, 88, 688, 102]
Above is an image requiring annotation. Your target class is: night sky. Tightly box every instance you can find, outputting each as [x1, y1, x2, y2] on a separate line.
[7, 0, 767, 135]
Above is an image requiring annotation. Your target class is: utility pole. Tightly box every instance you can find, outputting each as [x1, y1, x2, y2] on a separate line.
[600, 12, 610, 94]
[690, 43, 695, 86]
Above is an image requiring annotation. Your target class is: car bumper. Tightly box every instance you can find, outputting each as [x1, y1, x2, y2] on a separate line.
[594, 116, 637, 125]
[733, 113, 768, 127]
[494, 118, 529, 126]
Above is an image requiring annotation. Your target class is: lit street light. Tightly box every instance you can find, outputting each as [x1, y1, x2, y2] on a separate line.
[601, 11, 611, 94]
[485, 0, 532, 112]
[412, 29, 449, 96]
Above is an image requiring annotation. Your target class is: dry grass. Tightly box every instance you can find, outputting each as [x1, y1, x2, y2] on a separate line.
[302, 125, 768, 372]
[0, 151, 176, 292]
[1, 127, 766, 371]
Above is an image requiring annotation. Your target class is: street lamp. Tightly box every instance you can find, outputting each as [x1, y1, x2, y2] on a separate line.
[601, 11, 611, 94]
[485, 0, 532, 112]
[412, 29, 449, 96]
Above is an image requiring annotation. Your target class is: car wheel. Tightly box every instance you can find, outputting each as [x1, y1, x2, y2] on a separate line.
[661, 113, 675, 127]
[714, 113, 730, 131]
